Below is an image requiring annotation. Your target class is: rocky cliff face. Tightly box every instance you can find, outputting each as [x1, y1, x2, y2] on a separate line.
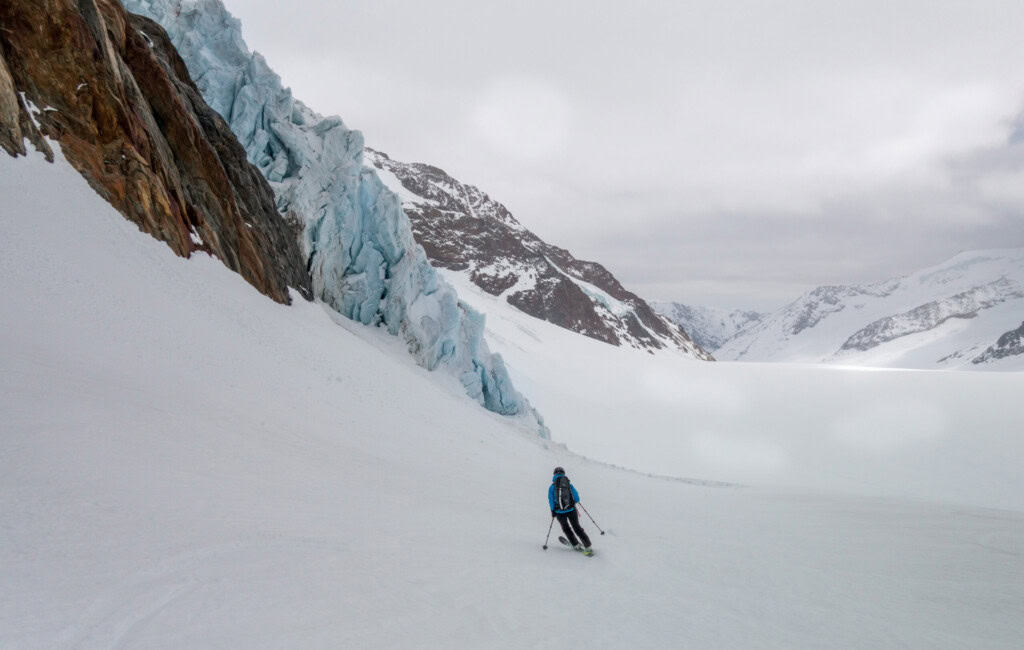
[366, 149, 711, 359]
[0, 0, 310, 304]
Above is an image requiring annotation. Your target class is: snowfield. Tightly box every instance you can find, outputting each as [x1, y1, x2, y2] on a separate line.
[2, 148, 1023, 648]
[444, 271, 1024, 512]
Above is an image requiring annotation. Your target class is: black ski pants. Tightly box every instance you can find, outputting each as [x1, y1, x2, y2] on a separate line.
[555, 509, 591, 548]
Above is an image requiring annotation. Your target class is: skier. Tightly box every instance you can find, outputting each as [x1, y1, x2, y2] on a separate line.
[548, 466, 593, 555]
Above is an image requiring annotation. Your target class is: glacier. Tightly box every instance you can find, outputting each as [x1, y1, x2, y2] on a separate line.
[124, 0, 546, 435]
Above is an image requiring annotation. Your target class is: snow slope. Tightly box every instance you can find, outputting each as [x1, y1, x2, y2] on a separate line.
[715, 250, 1024, 369]
[3, 147, 1024, 647]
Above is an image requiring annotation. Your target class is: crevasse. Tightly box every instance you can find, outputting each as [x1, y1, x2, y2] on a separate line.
[124, 0, 547, 436]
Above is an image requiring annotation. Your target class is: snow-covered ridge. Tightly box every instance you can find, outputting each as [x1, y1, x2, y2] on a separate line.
[841, 277, 1023, 352]
[788, 283, 897, 335]
[651, 302, 766, 352]
[365, 148, 710, 358]
[123, 0, 546, 434]
[717, 248, 1024, 369]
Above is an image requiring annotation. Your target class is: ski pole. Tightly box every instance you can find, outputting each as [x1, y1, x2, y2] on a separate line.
[542, 516, 555, 550]
[578, 503, 605, 535]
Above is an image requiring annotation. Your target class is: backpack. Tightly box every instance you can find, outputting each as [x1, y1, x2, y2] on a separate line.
[554, 475, 574, 511]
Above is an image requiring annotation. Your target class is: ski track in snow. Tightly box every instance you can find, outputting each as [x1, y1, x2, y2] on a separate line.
[2, 148, 1024, 647]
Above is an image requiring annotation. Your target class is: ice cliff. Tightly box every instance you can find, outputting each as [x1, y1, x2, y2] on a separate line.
[123, 0, 547, 435]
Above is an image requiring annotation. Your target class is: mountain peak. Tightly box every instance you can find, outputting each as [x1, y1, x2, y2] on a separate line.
[365, 148, 712, 359]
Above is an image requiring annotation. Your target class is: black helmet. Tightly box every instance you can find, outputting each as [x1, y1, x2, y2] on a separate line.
[553, 466, 565, 475]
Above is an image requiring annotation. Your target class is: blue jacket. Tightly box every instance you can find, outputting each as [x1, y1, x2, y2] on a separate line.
[549, 473, 580, 514]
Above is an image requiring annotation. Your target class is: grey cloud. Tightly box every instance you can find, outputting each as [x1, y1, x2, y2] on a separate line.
[222, 0, 1024, 310]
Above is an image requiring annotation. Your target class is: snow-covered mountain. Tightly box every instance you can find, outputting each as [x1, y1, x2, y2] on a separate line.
[651, 302, 765, 351]
[716, 249, 1024, 370]
[120, 0, 545, 432]
[365, 148, 711, 359]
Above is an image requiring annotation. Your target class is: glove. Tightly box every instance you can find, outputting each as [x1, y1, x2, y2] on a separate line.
[551, 510, 556, 517]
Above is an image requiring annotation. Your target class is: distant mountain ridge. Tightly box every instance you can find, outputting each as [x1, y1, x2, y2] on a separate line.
[713, 249, 1024, 370]
[365, 148, 711, 359]
[651, 302, 765, 352]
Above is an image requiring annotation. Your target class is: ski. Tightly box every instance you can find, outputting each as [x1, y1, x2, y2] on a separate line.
[558, 536, 594, 556]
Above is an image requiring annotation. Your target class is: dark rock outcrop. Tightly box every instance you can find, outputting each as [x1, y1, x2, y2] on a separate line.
[972, 321, 1024, 364]
[0, 0, 310, 304]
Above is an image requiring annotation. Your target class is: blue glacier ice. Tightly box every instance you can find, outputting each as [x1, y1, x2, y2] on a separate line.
[124, 0, 547, 436]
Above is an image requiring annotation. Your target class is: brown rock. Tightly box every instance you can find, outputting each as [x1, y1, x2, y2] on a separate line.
[0, 51, 25, 156]
[0, 0, 311, 304]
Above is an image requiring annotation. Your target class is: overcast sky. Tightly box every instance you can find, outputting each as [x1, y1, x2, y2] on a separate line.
[226, 0, 1024, 310]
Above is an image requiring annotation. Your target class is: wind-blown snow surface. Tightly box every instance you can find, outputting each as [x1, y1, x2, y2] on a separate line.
[5, 134, 1024, 649]
[715, 250, 1024, 369]
[122, 0, 543, 432]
